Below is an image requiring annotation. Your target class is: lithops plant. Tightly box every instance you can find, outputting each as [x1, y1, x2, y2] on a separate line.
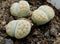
[10, 0, 30, 17]
[31, 5, 55, 25]
[6, 19, 32, 39]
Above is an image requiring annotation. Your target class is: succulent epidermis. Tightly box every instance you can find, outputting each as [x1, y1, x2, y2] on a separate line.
[38, 5, 55, 20]
[15, 20, 31, 39]
[32, 10, 49, 25]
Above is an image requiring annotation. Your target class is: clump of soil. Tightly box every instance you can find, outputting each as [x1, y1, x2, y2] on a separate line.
[0, 0, 60, 44]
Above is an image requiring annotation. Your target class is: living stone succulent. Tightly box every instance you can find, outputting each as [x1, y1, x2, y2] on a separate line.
[31, 5, 55, 25]
[6, 19, 32, 39]
[10, 0, 30, 17]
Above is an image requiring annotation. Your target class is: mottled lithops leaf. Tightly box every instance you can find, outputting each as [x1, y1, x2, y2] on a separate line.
[10, 2, 20, 17]
[38, 5, 55, 20]
[6, 19, 32, 39]
[18, 0, 30, 17]
[31, 9, 49, 25]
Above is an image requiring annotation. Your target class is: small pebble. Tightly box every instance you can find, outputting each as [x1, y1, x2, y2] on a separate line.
[1, 21, 6, 25]
[4, 38, 14, 44]
[50, 26, 58, 37]
[53, 37, 60, 44]
[0, 36, 4, 44]
[44, 30, 50, 38]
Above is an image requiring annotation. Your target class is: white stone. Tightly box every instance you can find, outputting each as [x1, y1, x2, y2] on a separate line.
[47, 0, 60, 9]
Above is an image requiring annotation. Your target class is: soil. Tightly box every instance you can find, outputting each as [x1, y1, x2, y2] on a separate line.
[0, 0, 60, 44]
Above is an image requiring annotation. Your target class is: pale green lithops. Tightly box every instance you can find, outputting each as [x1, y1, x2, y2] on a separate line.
[31, 5, 55, 25]
[10, 0, 30, 17]
[10, 2, 20, 17]
[6, 19, 32, 39]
